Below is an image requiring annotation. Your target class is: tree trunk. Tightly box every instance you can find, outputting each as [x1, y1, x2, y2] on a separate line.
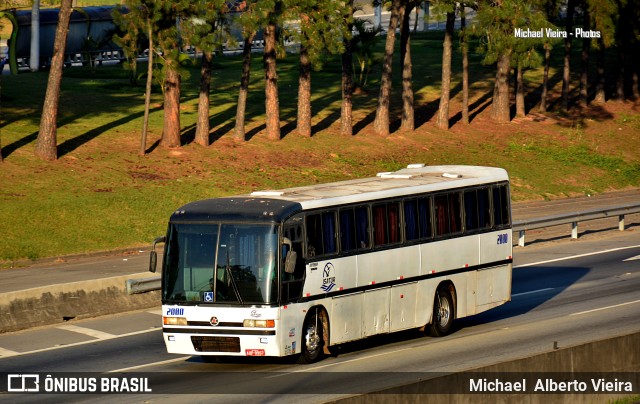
[195, 50, 213, 147]
[515, 64, 525, 117]
[30, 0, 40, 72]
[540, 42, 551, 112]
[35, 0, 73, 161]
[594, 38, 605, 103]
[562, 0, 575, 111]
[340, 22, 354, 136]
[400, 2, 414, 131]
[139, 20, 153, 156]
[263, 22, 281, 141]
[436, 11, 455, 130]
[0, 81, 3, 160]
[297, 44, 312, 138]
[491, 52, 511, 123]
[580, 10, 590, 107]
[161, 67, 181, 148]
[234, 33, 254, 142]
[615, 47, 625, 100]
[461, 4, 469, 125]
[633, 65, 640, 99]
[373, 0, 402, 136]
[615, 0, 629, 100]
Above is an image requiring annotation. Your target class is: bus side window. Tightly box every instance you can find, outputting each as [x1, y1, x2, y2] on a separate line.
[492, 184, 511, 227]
[306, 214, 323, 257]
[305, 211, 337, 258]
[449, 192, 462, 234]
[372, 202, 401, 246]
[355, 206, 370, 249]
[477, 188, 491, 229]
[388, 202, 401, 244]
[339, 209, 357, 253]
[435, 193, 462, 236]
[404, 199, 419, 241]
[322, 211, 337, 255]
[434, 195, 449, 236]
[373, 204, 388, 246]
[418, 196, 432, 239]
[464, 189, 479, 232]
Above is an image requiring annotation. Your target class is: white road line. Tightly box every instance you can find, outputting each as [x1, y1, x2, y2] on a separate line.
[147, 309, 162, 315]
[0, 328, 160, 359]
[623, 255, 640, 262]
[268, 347, 415, 378]
[0, 347, 20, 357]
[512, 288, 553, 297]
[570, 299, 640, 316]
[515, 245, 640, 268]
[108, 356, 191, 372]
[57, 324, 116, 340]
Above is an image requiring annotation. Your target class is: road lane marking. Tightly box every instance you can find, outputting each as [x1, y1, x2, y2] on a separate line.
[515, 245, 640, 268]
[512, 288, 553, 297]
[571, 299, 640, 316]
[57, 324, 116, 339]
[108, 356, 191, 372]
[0, 328, 161, 359]
[623, 255, 640, 262]
[147, 309, 162, 315]
[268, 347, 415, 377]
[0, 347, 20, 357]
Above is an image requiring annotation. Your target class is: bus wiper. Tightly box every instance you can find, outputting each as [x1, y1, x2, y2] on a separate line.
[225, 250, 243, 304]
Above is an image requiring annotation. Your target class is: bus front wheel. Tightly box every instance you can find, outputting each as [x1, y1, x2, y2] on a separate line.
[430, 287, 454, 337]
[298, 309, 324, 364]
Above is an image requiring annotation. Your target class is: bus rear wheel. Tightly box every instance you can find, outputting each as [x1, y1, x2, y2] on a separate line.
[298, 310, 324, 364]
[430, 287, 454, 337]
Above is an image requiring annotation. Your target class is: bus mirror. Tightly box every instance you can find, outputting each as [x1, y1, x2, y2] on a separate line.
[284, 250, 297, 274]
[282, 237, 296, 274]
[149, 251, 158, 273]
[149, 236, 165, 273]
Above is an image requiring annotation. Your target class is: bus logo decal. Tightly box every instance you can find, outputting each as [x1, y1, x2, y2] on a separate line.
[210, 316, 220, 326]
[321, 263, 336, 293]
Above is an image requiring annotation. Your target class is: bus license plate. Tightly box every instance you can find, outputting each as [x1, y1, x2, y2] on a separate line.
[246, 349, 265, 356]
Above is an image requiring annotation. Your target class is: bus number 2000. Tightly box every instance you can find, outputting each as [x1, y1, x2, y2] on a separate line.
[497, 233, 509, 245]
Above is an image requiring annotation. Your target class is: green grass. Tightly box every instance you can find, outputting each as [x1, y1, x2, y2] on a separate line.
[609, 396, 640, 404]
[0, 33, 638, 264]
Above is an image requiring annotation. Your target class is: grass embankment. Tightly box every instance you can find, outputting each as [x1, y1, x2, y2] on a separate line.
[0, 32, 639, 263]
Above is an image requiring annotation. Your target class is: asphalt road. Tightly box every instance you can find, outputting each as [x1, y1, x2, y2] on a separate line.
[2, 229, 639, 403]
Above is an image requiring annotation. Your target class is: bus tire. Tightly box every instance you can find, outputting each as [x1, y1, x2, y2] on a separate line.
[430, 287, 455, 337]
[298, 309, 324, 364]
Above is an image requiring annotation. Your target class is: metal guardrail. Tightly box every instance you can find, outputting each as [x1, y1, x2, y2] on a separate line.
[125, 202, 640, 294]
[513, 202, 640, 247]
[125, 276, 160, 295]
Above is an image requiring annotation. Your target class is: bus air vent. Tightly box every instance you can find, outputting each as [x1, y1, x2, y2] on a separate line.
[377, 173, 414, 179]
[191, 336, 241, 353]
[251, 191, 285, 197]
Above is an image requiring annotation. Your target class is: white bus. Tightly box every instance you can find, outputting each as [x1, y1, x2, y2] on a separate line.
[150, 164, 512, 363]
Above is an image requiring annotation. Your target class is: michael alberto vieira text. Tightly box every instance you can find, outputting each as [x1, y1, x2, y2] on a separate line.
[470, 378, 634, 393]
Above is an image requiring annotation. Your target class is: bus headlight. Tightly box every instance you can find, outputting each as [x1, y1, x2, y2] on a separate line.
[243, 319, 275, 328]
[163, 317, 188, 326]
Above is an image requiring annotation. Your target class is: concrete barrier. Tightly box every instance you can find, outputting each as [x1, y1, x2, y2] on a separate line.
[0, 273, 159, 333]
[335, 331, 640, 403]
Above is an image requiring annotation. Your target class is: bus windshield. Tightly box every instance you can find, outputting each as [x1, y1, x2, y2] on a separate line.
[162, 223, 278, 305]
